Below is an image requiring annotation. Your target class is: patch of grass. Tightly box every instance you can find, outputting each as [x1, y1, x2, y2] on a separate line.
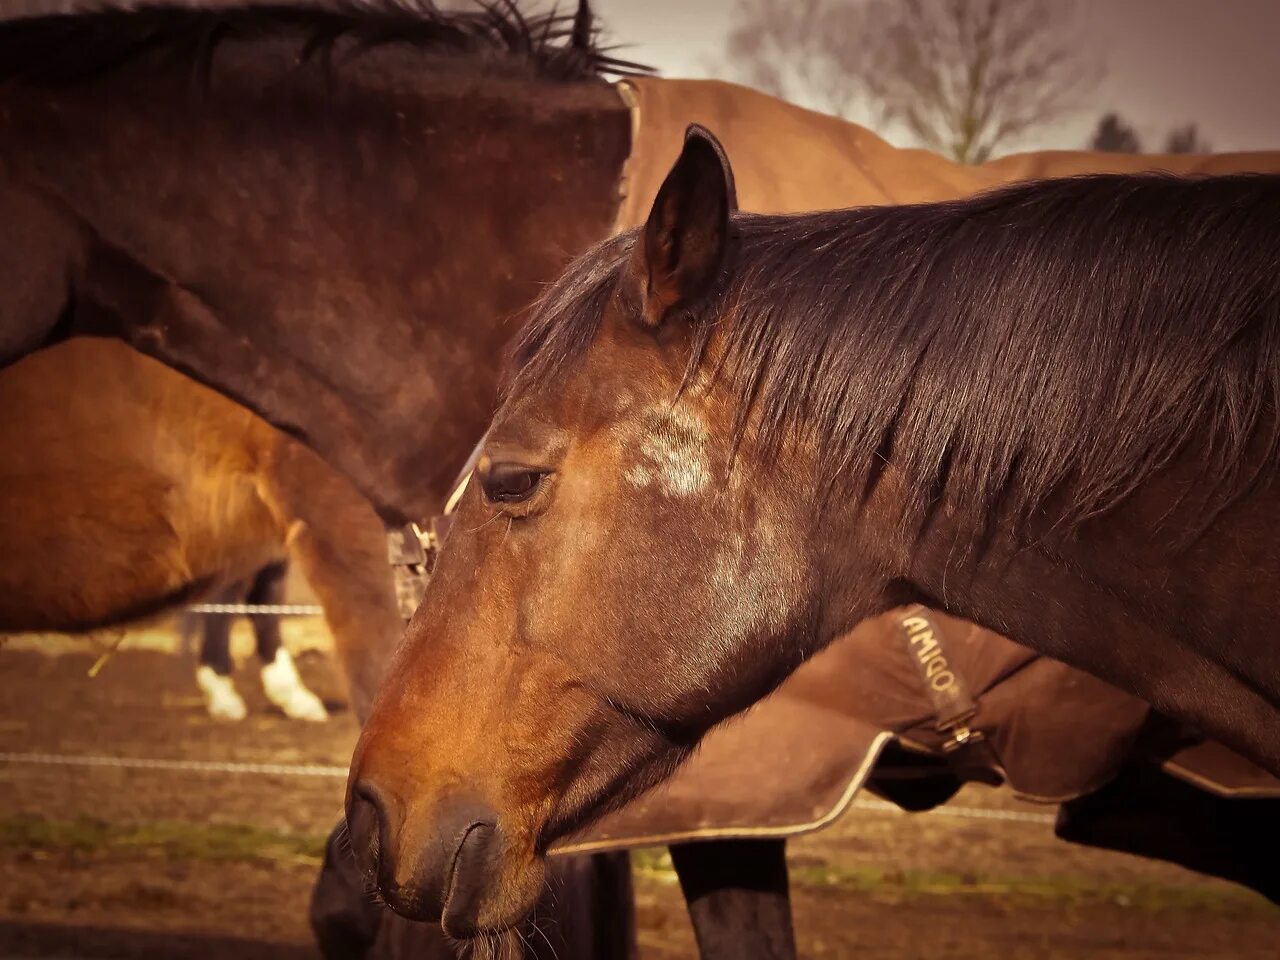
[0, 814, 328, 865]
[629, 847, 677, 879]
[3, 820, 1270, 917]
[628, 847, 1272, 915]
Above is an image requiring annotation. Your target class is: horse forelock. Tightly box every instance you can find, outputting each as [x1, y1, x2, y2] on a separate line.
[512, 173, 1280, 539]
[507, 228, 632, 394]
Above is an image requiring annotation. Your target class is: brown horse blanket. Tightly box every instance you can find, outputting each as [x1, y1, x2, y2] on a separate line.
[611, 77, 1280, 226]
[554, 78, 1280, 854]
[557, 608, 1277, 854]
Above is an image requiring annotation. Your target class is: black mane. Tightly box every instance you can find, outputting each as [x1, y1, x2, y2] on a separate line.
[515, 173, 1280, 533]
[0, 0, 647, 85]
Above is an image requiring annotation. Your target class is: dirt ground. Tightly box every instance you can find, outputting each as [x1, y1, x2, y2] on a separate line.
[0, 632, 1274, 959]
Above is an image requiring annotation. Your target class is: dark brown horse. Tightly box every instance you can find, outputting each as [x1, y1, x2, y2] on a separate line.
[348, 129, 1280, 937]
[0, 0, 633, 526]
[0, 10, 805, 953]
[0, 8, 770, 955]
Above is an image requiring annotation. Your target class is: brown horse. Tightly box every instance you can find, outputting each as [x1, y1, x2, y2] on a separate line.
[0, 340, 322, 719]
[0, 339, 286, 633]
[348, 130, 1280, 937]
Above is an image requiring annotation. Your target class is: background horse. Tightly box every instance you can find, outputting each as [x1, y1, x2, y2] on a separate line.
[0, 340, 336, 718]
[347, 131, 1280, 939]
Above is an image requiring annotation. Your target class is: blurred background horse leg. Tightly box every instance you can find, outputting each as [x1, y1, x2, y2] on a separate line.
[190, 562, 327, 723]
[250, 561, 328, 722]
[192, 579, 250, 722]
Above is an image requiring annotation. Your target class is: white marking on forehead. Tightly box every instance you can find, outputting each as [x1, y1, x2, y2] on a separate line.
[624, 405, 711, 498]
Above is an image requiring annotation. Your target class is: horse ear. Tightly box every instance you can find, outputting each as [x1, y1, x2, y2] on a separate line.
[623, 124, 737, 328]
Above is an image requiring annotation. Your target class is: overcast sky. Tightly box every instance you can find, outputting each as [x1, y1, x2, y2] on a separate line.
[592, 0, 1280, 155]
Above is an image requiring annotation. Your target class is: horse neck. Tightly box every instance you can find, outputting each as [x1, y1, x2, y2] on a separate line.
[3, 57, 631, 523]
[255, 433, 402, 723]
[818, 451, 1280, 775]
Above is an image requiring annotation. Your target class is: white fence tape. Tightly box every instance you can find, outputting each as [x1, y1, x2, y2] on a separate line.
[186, 603, 324, 616]
[0, 750, 346, 778]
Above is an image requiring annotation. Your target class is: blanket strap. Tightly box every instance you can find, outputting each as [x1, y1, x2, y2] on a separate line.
[896, 605, 986, 753]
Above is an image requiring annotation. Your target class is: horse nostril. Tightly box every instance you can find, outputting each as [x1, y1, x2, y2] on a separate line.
[346, 780, 390, 869]
[352, 780, 387, 815]
[442, 814, 500, 936]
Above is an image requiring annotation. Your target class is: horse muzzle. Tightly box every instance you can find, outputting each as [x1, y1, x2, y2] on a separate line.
[346, 779, 536, 936]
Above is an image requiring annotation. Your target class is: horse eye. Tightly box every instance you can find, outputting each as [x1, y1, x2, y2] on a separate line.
[480, 462, 546, 504]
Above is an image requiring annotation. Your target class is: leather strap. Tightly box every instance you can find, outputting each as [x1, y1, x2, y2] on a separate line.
[385, 522, 438, 622]
[384, 435, 487, 621]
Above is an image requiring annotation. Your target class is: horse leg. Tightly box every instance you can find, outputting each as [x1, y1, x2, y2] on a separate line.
[247, 561, 288, 664]
[670, 839, 796, 960]
[1055, 763, 1280, 904]
[529, 851, 638, 960]
[195, 582, 248, 721]
[253, 560, 328, 721]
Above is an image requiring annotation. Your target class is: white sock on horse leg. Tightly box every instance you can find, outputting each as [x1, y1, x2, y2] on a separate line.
[196, 665, 248, 721]
[261, 647, 328, 722]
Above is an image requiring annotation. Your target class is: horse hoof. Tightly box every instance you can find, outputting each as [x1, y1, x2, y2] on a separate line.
[196, 665, 248, 722]
[262, 648, 329, 722]
[283, 691, 329, 722]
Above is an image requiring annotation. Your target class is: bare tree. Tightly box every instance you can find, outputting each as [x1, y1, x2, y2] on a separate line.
[1088, 112, 1142, 153]
[1164, 124, 1211, 154]
[724, 0, 1095, 164]
[725, 0, 860, 117]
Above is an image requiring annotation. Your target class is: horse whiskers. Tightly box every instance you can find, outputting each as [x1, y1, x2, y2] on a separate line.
[451, 928, 517, 960]
[359, 865, 386, 907]
[529, 917, 561, 960]
[334, 819, 354, 858]
[356, 828, 385, 906]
